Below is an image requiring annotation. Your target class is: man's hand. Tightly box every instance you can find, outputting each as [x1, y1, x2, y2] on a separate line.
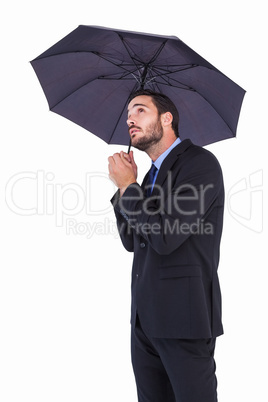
[108, 151, 137, 196]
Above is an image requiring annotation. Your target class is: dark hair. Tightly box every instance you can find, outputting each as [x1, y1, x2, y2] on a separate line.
[128, 89, 180, 137]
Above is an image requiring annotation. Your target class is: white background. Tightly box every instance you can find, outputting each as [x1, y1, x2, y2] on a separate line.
[1, 1, 267, 400]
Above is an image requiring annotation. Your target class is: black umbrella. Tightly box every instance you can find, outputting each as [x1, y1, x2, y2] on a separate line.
[30, 25, 245, 147]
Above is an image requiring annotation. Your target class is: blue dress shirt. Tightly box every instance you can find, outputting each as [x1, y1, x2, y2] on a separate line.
[150, 137, 181, 190]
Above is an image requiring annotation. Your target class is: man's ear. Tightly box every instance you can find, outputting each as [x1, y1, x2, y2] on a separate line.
[161, 112, 173, 127]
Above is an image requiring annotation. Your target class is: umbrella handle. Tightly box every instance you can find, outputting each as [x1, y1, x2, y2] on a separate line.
[127, 139, 132, 154]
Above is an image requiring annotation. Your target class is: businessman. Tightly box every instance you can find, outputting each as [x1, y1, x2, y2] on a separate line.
[108, 89, 224, 402]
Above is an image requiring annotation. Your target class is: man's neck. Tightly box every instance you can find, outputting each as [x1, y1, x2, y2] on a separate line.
[147, 133, 178, 162]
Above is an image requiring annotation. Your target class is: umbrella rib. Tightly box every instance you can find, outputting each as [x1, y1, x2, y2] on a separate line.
[150, 65, 198, 83]
[91, 51, 138, 76]
[153, 64, 198, 74]
[117, 34, 144, 85]
[148, 40, 168, 64]
[147, 74, 195, 92]
[49, 74, 124, 109]
[153, 77, 195, 90]
[45, 60, 144, 109]
[91, 51, 152, 84]
[141, 64, 198, 88]
[98, 69, 140, 81]
[153, 63, 198, 68]
[117, 34, 143, 67]
[47, 49, 142, 79]
[147, 67, 195, 90]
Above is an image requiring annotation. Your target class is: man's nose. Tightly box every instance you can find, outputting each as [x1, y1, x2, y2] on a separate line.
[127, 116, 136, 127]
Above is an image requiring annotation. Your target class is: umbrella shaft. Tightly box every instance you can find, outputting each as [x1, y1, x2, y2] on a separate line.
[140, 65, 148, 89]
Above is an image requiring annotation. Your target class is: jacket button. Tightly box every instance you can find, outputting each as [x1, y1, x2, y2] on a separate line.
[140, 242, 146, 248]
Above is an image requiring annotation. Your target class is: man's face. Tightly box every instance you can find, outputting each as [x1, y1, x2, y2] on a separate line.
[127, 95, 163, 152]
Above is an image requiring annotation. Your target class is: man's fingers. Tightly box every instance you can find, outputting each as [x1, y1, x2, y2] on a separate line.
[129, 150, 134, 162]
[108, 153, 121, 167]
[108, 153, 129, 177]
[108, 152, 134, 175]
[120, 151, 131, 163]
[108, 152, 133, 164]
[108, 156, 114, 165]
[128, 151, 136, 166]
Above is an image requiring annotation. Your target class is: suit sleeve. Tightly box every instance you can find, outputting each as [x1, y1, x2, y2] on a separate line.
[114, 150, 224, 255]
[111, 190, 134, 252]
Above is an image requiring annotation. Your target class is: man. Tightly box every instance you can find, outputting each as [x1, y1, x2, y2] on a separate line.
[108, 89, 224, 402]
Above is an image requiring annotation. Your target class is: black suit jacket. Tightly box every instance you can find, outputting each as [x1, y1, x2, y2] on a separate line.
[111, 139, 224, 339]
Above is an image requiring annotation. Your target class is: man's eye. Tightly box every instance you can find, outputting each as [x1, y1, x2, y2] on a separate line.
[138, 108, 144, 113]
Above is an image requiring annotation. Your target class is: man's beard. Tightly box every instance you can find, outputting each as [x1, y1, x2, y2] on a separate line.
[131, 118, 163, 152]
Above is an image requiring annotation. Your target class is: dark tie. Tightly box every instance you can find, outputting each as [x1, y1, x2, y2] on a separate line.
[146, 164, 158, 197]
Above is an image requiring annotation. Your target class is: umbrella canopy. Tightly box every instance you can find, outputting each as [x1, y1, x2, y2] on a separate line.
[31, 25, 245, 147]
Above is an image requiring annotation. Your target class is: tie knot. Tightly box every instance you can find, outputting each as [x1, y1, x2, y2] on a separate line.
[148, 164, 158, 183]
